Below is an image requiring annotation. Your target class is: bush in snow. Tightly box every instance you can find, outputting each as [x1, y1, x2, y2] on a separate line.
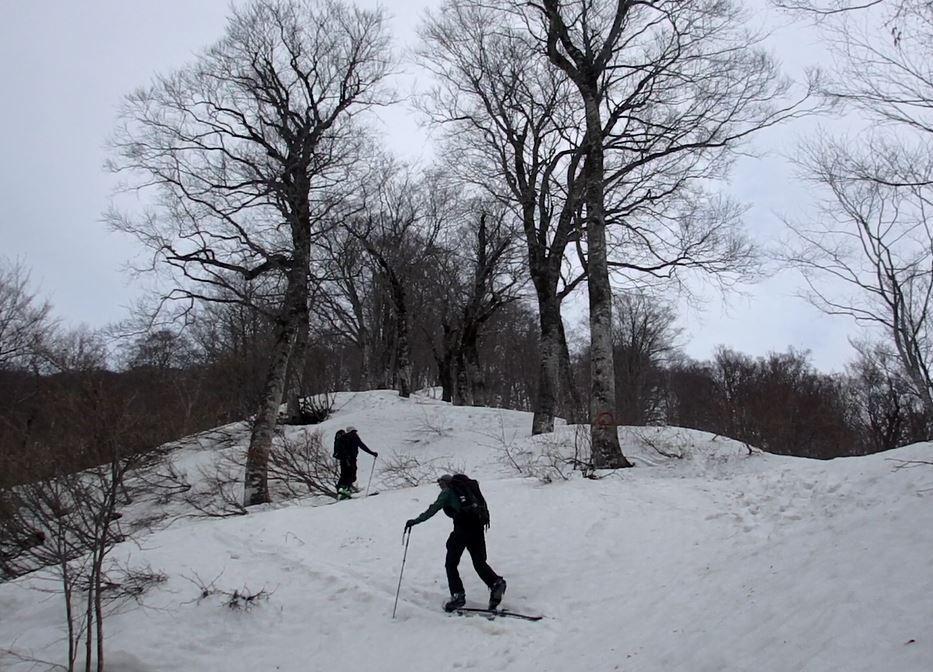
[268, 429, 340, 499]
[378, 452, 465, 489]
[488, 420, 596, 483]
[186, 571, 271, 612]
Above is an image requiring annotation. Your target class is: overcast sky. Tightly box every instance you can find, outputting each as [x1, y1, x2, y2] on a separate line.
[0, 0, 867, 373]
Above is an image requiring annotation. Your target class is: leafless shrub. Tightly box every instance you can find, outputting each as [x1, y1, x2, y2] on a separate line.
[99, 562, 168, 606]
[179, 428, 341, 514]
[630, 428, 686, 460]
[267, 429, 339, 499]
[485, 417, 596, 483]
[0, 441, 174, 672]
[378, 452, 463, 489]
[170, 424, 249, 454]
[185, 571, 271, 612]
[132, 459, 193, 506]
[414, 406, 454, 438]
[183, 453, 249, 518]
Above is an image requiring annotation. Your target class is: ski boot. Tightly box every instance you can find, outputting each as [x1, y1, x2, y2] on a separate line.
[337, 487, 352, 500]
[444, 592, 466, 612]
[489, 578, 507, 610]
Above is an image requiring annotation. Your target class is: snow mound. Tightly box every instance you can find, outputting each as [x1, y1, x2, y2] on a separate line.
[2, 391, 931, 672]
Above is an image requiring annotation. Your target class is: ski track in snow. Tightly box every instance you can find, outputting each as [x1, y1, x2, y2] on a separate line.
[2, 390, 932, 672]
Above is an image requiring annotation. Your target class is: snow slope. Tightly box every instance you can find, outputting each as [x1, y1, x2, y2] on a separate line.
[2, 390, 931, 672]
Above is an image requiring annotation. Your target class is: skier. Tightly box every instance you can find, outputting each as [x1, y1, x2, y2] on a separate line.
[405, 473, 506, 612]
[334, 426, 378, 500]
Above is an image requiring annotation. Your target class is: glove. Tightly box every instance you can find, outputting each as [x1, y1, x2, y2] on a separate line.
[373, 451, 379, 458]
[405, 519, 416, 531]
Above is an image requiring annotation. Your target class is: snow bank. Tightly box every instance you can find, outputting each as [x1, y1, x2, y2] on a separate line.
[2, 390, 931, 672]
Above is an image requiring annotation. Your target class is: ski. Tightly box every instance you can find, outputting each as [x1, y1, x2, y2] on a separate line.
[454, 607, 543, 621]
[329, 491, 379, 504]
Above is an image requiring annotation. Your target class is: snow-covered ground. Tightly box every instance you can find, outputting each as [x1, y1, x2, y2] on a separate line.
[2, 390, 931, 671]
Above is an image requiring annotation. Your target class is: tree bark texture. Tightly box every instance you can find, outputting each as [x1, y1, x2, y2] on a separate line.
[243, 299, 300, 506]
[244, 173, 312, 505]
[285, 303, 309, 420]
[532, 292, 562, 434]
[388, 270, 413, 398]
[539, 0, 631, 467]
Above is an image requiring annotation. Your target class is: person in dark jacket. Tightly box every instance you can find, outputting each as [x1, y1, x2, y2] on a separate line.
[334, 426, 378, 499]
[405, 474, 506, 612]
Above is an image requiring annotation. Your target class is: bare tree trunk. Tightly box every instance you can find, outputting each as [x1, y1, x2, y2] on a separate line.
[533, 293, 562, 434]
[61, 526, 77, 672]
[455, 321, 485, 406]
[244, 184, 310, 505]
[893, 316, 933, 416]
[285, 304, 309, 419]
[94, 548, 105, 672]
[463, 336, 485, 406]
[557, 314, 582, 423]
[455, 346, 472, 405]
[357, 326, 371, 389]
[84, 573, 93, 672]
[581, 101, 630, 468]
[244, 287, 301, 506]
[433, 321, 457, 403]
[394, 280, 413, 398]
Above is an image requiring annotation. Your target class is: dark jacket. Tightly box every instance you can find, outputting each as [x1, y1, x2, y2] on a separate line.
[410, 488, 463, 526]
[335, 430, 376, 461]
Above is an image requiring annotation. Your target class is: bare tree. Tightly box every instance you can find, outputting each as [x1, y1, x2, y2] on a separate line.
[847, 339, 930, 452]
[514, 0, 799, 467]
[774, 0, 933, 421]
[418, 1, 587, 434]
[43, 325, 110, 374]
[418, 181, 525, 405]
[452, 206, 524, 406]
[347, 161, 442, 398]
[784, 138, 933, 415]
[1, 380, 173, 672]
[0, 258, 54, 371]
[773, 0, 930, 136]
[612, 291, 681, 425]
[108, 0, 393, 505]
[314, 229, 385, 389]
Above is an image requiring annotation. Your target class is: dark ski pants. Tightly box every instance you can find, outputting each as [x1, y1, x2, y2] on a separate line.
[337, 459, 357, 491]
[445, 524, 500, 595]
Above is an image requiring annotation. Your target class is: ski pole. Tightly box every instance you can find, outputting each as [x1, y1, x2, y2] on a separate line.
[364, 455, 377, 498]
[392, 527, 411, 619]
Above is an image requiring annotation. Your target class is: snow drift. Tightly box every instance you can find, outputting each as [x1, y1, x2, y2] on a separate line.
[1, 390, 931, 672]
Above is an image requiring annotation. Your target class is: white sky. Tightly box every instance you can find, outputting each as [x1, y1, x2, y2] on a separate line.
[0, 0, 869, 373]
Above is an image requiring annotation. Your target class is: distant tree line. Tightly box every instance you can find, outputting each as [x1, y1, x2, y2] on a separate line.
[2, 252, 928, 497]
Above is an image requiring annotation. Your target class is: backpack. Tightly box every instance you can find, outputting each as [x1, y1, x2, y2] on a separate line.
[333, 431, 346, 460]
[448, 474, 490, 529]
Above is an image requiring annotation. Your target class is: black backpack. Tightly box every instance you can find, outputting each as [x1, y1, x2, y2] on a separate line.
[333, 431, 346, 460]
[448, 474, 490, 529]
